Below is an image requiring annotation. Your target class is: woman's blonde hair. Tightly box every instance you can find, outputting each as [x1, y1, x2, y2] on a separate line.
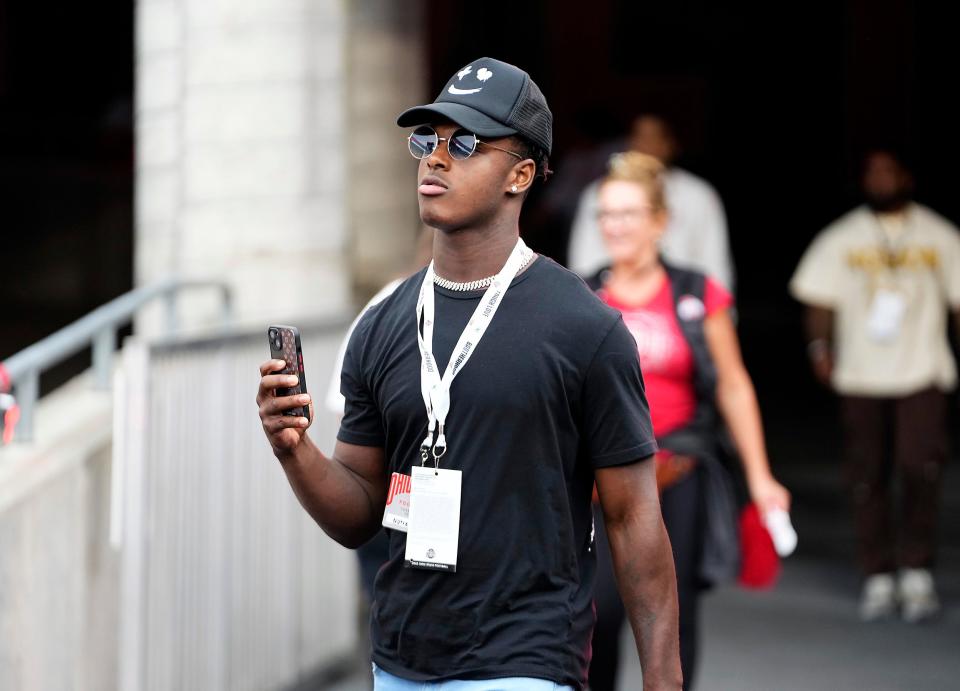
[602, 151, 667, 213]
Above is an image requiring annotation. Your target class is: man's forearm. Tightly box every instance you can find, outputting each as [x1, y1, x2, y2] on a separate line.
[803, 306, 835, 385]
[278, 436, 382, 548]
[804, 306, 833, 346]
[607, 513, 683, 690]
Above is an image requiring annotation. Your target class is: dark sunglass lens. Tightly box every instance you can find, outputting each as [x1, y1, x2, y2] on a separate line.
[449, 131, 477, 160]
[408, 127, 437, 158]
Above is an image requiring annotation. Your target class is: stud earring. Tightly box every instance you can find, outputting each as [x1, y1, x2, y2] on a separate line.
[511, 184, 518, 193]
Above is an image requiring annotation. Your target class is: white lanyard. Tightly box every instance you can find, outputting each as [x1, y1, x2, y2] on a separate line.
[415, 238, 529, 465]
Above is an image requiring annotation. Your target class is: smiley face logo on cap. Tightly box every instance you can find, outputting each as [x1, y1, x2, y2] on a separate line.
[448, 64, 493, 96]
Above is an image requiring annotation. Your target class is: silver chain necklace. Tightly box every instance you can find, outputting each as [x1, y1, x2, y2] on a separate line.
[433, 249, 535, 291]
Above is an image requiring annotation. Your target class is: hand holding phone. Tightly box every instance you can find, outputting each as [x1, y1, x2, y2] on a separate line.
[257, 325, 313, 458]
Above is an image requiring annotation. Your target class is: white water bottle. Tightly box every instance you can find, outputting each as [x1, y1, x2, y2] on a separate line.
[764, 508, 798, 557]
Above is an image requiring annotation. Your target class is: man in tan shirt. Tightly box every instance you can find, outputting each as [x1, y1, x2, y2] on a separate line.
[790, 149, 960, 623]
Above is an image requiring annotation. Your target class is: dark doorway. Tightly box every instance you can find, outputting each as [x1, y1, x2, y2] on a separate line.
[0, 1, 134, 391]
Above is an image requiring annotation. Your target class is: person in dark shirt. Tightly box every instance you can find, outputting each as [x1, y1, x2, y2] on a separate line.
[256, 57, 682, 691]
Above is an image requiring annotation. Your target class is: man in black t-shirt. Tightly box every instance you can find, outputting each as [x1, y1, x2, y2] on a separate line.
[257, 58, 681, 690]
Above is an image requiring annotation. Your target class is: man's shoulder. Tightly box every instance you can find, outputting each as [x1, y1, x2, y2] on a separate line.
[911, 203, 960, 238]
[350, 270, 423, 343]
[818, 206, 871, 241]
[669, 167, 719, 197]
[532, 257, 614, 302]
[573, 179, 601, 209]
[528, 257, 623, 331]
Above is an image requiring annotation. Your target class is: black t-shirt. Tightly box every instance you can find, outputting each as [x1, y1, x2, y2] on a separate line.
[337, 256, 657, 689]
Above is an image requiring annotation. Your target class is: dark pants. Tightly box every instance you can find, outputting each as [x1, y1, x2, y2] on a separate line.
[840, 387, 948, 575]
[589, 470, 702, 691]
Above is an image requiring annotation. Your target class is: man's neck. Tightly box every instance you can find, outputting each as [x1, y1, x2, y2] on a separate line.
[867, 199, 911, 216]
[877, 202, 910, 217]
[432, 222, 520, 282]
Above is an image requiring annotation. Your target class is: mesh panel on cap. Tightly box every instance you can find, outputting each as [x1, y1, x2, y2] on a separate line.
[506, 79, 553, 154]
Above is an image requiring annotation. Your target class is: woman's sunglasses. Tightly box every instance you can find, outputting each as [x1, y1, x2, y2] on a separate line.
[407, 125, 524, 162]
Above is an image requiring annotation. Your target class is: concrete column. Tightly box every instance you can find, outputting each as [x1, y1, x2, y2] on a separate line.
[136, 0, 350, 334]
[346, 0, 426, 299]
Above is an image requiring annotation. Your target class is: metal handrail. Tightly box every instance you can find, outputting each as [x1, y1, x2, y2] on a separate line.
[0, 277, 233, 443]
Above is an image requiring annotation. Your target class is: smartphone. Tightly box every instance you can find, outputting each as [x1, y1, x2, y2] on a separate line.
[267, 325, 311, 421]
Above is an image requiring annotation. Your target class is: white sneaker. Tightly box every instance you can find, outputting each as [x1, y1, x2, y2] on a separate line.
[898, 568, 940, 623]
[859, 573, 897, 621]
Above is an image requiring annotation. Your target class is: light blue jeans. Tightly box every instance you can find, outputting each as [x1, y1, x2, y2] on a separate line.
[372, 663, 574, 690]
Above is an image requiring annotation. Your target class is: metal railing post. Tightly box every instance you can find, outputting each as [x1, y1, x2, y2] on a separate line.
[164, 291, 178, 335]
[219, 285, 233, 326]
[93, 328, 115, 390]
[15, 370, 39, 442]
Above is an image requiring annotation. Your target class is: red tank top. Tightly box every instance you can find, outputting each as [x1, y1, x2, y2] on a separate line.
[599, 273, 732, 437]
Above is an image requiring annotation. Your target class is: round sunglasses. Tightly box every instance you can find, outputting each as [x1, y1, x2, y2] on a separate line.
[407, 125, 524, 162]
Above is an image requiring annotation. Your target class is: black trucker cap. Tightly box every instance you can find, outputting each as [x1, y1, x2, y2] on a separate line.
[397, 57, 553, 155]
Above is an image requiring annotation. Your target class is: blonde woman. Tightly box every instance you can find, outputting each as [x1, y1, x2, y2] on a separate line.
[586, 152, 790, 690]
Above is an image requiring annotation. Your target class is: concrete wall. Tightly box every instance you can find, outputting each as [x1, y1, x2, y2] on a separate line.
[0, 378, 116, 691]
